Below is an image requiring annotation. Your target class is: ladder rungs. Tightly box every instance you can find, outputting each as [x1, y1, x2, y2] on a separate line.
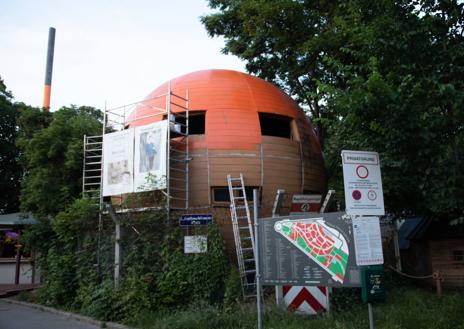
[170, 158, 187, 163]
[244, 270, 256, 274]
[242, 247, 254, 252]
[170, 148, 187, 155]
[244, 258, 255, 262]
[86, 161, 102, 165]
[170, 187, 186, 192]
[86, 155, 101, 159]
[84, 169, 102, 172]
[239, 226, 249, 230]
[85, 142, 102, 146]
[170, 167, 187, 173]
[84, 183, 101, 186]
[170, 177, 187, 182]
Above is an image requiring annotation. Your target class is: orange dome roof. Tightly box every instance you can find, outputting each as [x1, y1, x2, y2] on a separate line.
[128, 69, 319, 151]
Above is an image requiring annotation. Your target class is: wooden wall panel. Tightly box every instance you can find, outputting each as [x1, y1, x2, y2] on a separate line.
[209, 156, 261, 186]
[429, 240, 464, 287]
[187, 149, 209, 207]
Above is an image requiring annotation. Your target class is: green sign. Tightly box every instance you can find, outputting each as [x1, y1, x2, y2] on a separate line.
[361, 265, 386, 303]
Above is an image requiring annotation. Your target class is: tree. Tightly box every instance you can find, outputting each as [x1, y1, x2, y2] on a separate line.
[18, 105, 103, 217]
[202, 0, 464, 221]
[0, 77, 21, 214]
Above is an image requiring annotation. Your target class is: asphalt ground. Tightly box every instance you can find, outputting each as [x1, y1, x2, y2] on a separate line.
[0, 299, 101, 329]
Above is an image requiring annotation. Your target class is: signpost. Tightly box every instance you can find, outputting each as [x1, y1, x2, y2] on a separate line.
[341, 150, 385, 216]
[341, 150, 386, 329]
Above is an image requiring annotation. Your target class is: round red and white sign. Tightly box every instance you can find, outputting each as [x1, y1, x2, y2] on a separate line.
[356, 165, 369, 179]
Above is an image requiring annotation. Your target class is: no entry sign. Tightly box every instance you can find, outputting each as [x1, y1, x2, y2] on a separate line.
[341, 150, 385, 216]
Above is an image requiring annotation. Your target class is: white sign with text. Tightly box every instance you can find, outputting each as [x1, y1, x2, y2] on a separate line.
[341, 150, 385, 216]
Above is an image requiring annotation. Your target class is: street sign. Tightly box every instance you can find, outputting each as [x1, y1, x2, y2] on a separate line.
[290, 194, 322, 214]
[361, 265, 386, 303]
[259, 212, 362, 287]
[179, 214, 213, 227]
[341, 150, 385, 216]
[184, 235, 207, 253]
[352, 217, 384, 266]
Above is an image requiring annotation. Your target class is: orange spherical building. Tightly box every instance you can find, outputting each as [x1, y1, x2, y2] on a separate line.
[127, 69, 326, 252]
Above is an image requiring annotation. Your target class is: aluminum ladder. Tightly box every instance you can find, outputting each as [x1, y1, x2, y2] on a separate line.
[227, 173, 256, 298]
[167, 88, 190, 211]
[82, 134, 103, 204]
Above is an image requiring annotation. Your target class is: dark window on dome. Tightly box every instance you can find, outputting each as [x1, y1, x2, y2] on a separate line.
[212, 186, 260, 204]
[173, 112, 205, 135]
[259, 113, 292, 138]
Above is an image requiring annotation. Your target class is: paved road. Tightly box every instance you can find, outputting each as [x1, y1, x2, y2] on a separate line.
[0, 300, 100, 329]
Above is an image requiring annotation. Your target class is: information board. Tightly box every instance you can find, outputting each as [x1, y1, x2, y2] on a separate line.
[352, 217, 384, 266]
[341, 150, 385, 216]
[259, 212, 361, 287]
[184, 235, 207, 254]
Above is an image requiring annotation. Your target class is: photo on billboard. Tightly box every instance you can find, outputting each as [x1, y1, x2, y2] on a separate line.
[134, 120, 167, 191]
[102, 129, 134, 196]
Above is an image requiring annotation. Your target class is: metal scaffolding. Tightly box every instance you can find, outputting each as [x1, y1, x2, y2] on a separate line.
[82, 82, 190, 215]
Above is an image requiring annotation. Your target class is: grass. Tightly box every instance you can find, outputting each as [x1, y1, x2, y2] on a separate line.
[130, 286, 464, 329]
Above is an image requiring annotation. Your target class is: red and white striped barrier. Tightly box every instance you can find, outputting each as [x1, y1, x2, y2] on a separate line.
[283, 286, 329, 314]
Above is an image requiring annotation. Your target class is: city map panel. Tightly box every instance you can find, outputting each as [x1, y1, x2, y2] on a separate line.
[259, 212, 361, 287]
[274, 219, 349, 283]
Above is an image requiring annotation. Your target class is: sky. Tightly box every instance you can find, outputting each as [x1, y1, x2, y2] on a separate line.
[0, 0, 245, 111]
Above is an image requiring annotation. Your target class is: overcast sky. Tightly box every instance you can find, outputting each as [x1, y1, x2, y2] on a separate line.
[0, 0, 245, 111]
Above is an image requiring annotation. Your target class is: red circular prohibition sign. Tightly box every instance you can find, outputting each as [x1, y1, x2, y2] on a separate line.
[356, 165, 369, 179]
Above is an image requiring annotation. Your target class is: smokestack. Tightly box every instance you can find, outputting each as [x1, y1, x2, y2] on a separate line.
[42, 27, 56, 111]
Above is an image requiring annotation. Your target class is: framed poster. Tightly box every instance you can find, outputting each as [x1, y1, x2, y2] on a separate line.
[102, 129, 134, 196]
[134, 120, 168, 191]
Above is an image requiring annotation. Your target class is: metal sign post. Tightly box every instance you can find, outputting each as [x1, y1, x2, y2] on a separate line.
[253, 189, 262, 329]
[368, 303, 374, 329]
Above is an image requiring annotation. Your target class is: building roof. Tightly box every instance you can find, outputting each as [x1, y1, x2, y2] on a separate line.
[398, 217, 430, 250]
[126, 69, 320, 151]
[0, 213, 37, 226]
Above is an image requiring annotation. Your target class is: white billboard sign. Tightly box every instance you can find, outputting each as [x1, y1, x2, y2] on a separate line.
[352, 216, 384, 266]
[134, 121, 167, 191]
[341, 150, 385, 216]
[102, 129, 134, 196]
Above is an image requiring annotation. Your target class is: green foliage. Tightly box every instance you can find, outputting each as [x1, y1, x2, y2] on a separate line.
[18, 105, 102, 217]
[0, 76, 22, 214]
[329, 288, 361, 312]
[202, 0, 464, 222]
[131, 286, 464, 329]
[223, 266, 243, 311]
